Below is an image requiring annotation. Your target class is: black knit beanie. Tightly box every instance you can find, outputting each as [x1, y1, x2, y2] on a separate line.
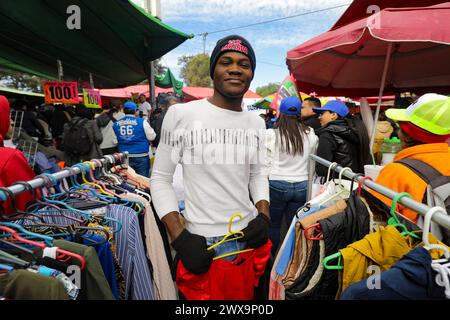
[209, 35, 256, 80]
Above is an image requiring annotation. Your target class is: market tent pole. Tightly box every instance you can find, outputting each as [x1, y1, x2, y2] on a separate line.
[369, 42, 393, 151]
[150, 61, 156, 108]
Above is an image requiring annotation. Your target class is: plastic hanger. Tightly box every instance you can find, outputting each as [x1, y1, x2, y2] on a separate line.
[0, 225, 86, 270]
[356, 175, 373, 197]
[421, 207, 450, 259]
[317, 166, 353, 207]
[35, 172, 123, 234]
[322, 191, 424, 271]
[304, 223, 323, 241]
[207, 214, 254, 261]
[388, 192, 421, 240]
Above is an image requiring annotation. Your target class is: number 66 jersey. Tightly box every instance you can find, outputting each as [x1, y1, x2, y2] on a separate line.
[113, 115, 156, 155]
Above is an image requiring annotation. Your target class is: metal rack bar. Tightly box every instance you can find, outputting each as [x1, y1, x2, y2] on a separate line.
[310, 154, 450, 230]
[1, 152, 128, 198]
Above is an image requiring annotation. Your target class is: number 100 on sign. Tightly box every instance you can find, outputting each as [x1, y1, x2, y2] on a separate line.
[43, 81, 79, 104]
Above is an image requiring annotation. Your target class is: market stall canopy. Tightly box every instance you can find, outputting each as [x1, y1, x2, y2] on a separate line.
[0, 0, 192, 88]
[286, 2, 450, 97]
[99, 85, 173, 98]
[183, 87, 261, 102]
[0, 86, 44, 97]
[332, 0, 446, 30]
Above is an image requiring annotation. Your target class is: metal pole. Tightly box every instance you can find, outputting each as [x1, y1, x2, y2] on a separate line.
[1, 152, 128, 198]
[149, 61, 156, 110]
[310, 154, 450, 230]
[369, 43, 393, 151]
[57, 59, 64, 81]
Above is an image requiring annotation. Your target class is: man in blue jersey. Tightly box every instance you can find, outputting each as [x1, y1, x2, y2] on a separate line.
[112, 101, 156, 177]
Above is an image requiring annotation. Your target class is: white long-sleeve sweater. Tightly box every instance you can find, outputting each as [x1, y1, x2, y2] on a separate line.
[150, 99, 269, 237]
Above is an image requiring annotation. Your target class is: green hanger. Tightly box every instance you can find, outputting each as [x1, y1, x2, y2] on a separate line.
[322, 192, 422, 271]
[389, 192, 421, 240]
[322, 251, 344, 270]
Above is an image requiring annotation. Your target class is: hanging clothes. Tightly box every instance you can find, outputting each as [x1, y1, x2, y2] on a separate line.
[337, 225, 447, 298]
[176, 241, 272, 300]
[341, 246, 448, 300]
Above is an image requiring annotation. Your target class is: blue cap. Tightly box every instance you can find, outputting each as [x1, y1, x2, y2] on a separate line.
[313, 100, 349, 118]
[279, 96, 302, 115]
[123, 101, 138, 111]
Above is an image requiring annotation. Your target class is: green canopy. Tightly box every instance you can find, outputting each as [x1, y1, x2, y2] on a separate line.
[155, 68, 184, 96]
[0, 0, 192, 88]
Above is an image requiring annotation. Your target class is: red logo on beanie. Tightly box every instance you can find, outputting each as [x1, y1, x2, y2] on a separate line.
[220, 39, 249, 55]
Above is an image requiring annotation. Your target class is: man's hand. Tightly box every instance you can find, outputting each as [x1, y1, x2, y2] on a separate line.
[238, 213, 270, 248]
[171, 229, 215, 274]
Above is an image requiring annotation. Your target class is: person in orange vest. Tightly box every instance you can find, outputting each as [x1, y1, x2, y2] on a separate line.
[371, 93, 450, 223]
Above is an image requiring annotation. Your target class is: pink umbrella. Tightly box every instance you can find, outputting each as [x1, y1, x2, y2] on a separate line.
[287, 2, 450, 149]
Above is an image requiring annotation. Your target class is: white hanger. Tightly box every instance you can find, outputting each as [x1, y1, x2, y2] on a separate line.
[422, 206, 450, 299]
[338, 167, 354, 190]
[422, 206, 450, 259]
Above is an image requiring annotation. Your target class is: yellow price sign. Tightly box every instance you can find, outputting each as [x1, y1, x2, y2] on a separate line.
[83, 88, 102, 109]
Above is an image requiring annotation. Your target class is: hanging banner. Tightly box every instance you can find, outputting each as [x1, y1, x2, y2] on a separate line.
[270, 74, 301, 111]
[82, 88, 102, 109]
[43, 81, 79, 104]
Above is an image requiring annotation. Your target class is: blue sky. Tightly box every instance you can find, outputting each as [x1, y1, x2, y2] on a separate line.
[133, 0, 350, 92]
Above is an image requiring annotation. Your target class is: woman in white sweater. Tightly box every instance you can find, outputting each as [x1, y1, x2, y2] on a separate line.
[266, 96, 318, 254]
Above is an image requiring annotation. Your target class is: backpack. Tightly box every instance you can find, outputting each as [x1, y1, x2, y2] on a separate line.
[63, 118, 92, 156]
[396, 158, 450, 244]
[96, 111, 117, 128]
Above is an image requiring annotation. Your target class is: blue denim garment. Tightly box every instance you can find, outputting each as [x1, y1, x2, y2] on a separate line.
[269, 180, 308, 254]
[129, 156, 150, 177]
[206, 236, 247, 261]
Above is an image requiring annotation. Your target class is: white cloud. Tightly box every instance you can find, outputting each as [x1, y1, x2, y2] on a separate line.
[160, 0, 349, 22]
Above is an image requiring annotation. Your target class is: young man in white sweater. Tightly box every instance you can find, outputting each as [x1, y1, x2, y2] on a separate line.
[150, 35, 270, 275]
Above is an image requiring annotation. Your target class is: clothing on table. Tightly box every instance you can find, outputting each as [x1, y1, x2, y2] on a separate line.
[337, 225, 446, 298]
[150, 98, 269, 237]
[341, 246, 447, 300]
[176, 240, 272, 300]
[0, 270, 69, 300]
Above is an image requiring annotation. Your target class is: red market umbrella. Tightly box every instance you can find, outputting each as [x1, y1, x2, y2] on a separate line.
[287, 2, 450, 149]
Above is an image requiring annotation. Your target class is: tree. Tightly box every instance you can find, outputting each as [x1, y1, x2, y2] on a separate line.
[178, 54, 212, 87]
[0, 68, 44, 92]
[256, 82, 280, 97]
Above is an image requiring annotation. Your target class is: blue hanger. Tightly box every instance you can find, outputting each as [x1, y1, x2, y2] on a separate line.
[0, 222, 54, 246]
[35, 167, 123, 234]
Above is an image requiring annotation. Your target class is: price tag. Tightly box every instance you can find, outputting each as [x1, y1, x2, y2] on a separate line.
[43, 81, 79, 104]
[82, 89, 102, 109]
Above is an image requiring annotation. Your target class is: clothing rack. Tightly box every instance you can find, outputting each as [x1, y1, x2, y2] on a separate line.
[1, 152, 129, 199]
[308, 154, 450, 230]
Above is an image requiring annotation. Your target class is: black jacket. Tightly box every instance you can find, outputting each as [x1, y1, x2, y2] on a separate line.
[315, 120, 360, 177]
[22, 111, 45, 138]
[302, 115, 321, 133]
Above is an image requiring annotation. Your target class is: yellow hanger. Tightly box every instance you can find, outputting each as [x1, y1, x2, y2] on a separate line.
[81, 161, 115, 197]
[207, 213, 254, 261]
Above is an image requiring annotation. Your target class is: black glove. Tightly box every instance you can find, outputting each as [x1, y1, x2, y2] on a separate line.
[238, 213, 270, 248]
[171, 229, 215, 274]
